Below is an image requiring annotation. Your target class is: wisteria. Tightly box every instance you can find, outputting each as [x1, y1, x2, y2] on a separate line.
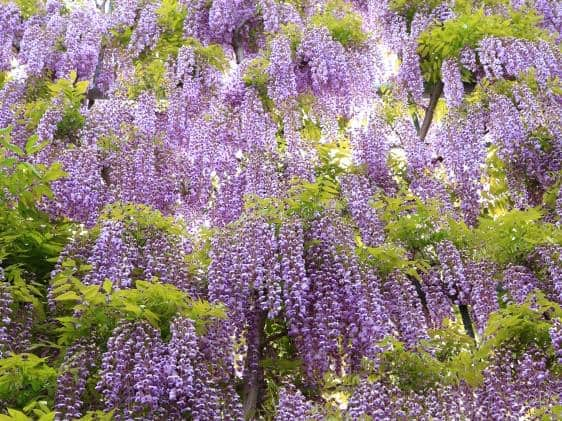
[54, 340, 98, 420]
[0, 0, 561, 419]
[275, 386, 317, 420]
[0, 271, 11, 358]
[297, 27, 350, 95]
[436, 240, 471, 305]
[441, 59, 463, 108]
[268, 35, 297, 106]
[129, 3, 161, 57]
[96, 321, 167, 418]
[503, 264, 539, 304]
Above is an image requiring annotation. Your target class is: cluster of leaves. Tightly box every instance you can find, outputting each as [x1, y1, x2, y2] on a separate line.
[99, 202, 187, 238]
[372, 188, 560, 267]
[0, 0, 41, 19]
[23, 71, 87, 143]
[0, 354, 57, 411]
[340, 291, 561, 403]
[389, 0, 444, 27]
[51, 263, 226, 345]
[418, 7, 546, 82]
[375, 191, 449, 252]
[279, 22, 303, 53]
[130, 0, 227, 98]
[471, 208, 560, 265]
[242, 57, 273, 109]
[356, 242, 427, 279]
[478, 291, 561, 360]
[0, 128, 71, 278]
[0, 354, 57, 408]
[310, 0, 368, 47]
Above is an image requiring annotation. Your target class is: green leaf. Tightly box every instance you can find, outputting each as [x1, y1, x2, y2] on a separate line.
[54, 291, 81, 302]
[43, 163, 67, 182]
[102, 279, 113, 294]
[24, 135, 48, 155]
[1, 409, 31, 421]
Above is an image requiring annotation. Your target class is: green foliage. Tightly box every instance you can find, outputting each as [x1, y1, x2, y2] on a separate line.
[244, 176, 339, 224]
[3, 265, 45, 320]
[532, 404, 562, 421]
[185, 227, 213, 277]
[130, 59, 167, 99]
[100, 202, 187, 238]
[47, 72, 89, 106]
[377, 337, 446, 391]
[0, 354, 57, 409]
[132, 34, 227, 98]
[299, 118, 322, 142]
[24, 71, 87, 140]
[471, 208, 560, 265]
[1, 0, 41, 19]
[110, 27, 133, 48]
[242, 57, 272, 107]
[0, 407, 54, 421]
[375, 191, 449, 252]
[374, 325, 484, 392]
[543, 177, 562, 219]
[151, 0, 229, 67]
[356, 243, 427, 279]
[478, 292, 561, 358]
[389, 0, 443, 27]
[480, 145, 511, 214]
[418, 9, 546, 82]
[379, 85, 409, 125]
[156, 0, 188, 43]
[51, 268, 225, 345]
[245, 138, 352, 222]
[0, 128, 71, 278]
[130, 0, 226, 98]
[370, 188, 561, 267]
[310, 0, 368, 47]
[279, 23, 303, 53]
[361, 294, 560, 396]
[183, 38, 229, 72]
[77, 411, 114, 421]
[0, 401, 55, 421]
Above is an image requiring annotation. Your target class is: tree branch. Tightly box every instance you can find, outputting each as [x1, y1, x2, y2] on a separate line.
[232, 34, 244, 65]
[418, 81, 443, 141]
[86, 47, 106, 108]
[458, 304, 475, 339]
[243, 310, 266, 420]
[411, 276, 431, 323]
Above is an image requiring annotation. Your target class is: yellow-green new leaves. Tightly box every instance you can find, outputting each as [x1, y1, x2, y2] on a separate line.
[22, 71, 87, 138]
[0, 354, 57, 410]
[372, 187, 561, 267]
[0, 128, 71, 278]
[310, 0, 368, 47]
[471, 208, 561, 265]
[100, 202, 187, 237]
[477, 291, 561, 358]
[243, 57, 271, 106]
[47, 71, 89, 101]
[356, 242, 429, 280]
[375, 191, 449, 252]
[0, 0, 41, 19]
[0, 406, 54, 421]
[418, 8, 546, 82]
[51, 263, 226, 345]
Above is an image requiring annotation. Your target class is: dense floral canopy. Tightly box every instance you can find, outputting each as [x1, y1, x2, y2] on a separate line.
[0, 0, 561, 419]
